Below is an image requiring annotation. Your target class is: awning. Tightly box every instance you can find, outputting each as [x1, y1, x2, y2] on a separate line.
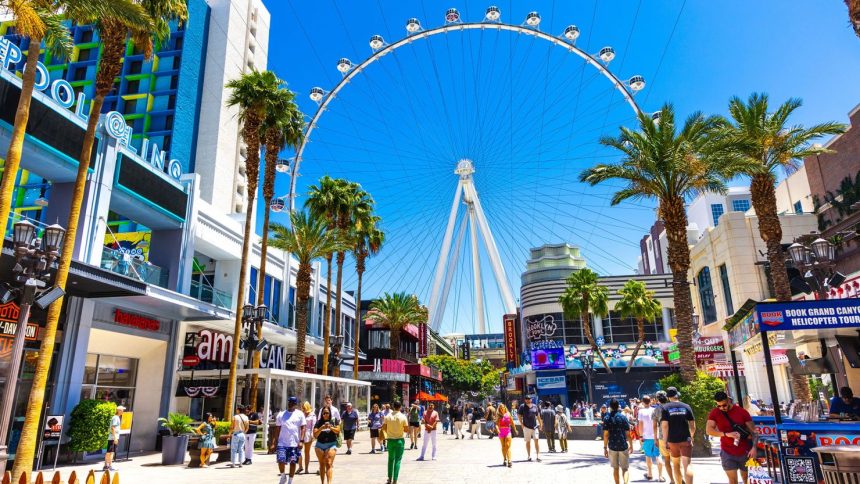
[707, 362, 745, 377]
[434, 393, 449, 402]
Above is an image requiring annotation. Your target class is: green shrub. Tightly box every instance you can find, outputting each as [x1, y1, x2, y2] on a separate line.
[157, 412, 193, 436]
[659, 371, 726, 457]
[213, 421, 231, 441]
[68, 400, 116, 452]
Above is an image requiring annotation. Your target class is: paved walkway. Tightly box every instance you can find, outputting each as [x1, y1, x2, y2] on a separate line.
[53, 431, 736, 483]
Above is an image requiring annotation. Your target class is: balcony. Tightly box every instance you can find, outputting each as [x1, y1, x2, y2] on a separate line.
[100, 249, 168, 287]
[188, 279, 233, 310]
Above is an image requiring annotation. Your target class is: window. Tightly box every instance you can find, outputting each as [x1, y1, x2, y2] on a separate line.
[167, 95, 176, 109]
[249, 268, 283, 325]
[793, 200, 803, 214]
[77, 48, 92, 62]
[601, 311, 662, 344]
[80, 354, 138, 409]
[73, 67, 87, 81]
[169, 76, 178, 89]
[731, 199, 750, 212]
[79, 30, 94, 43]
[126, 80, 140, 94]
[711, 204, 725, 226]
[123, 99, 137, 114]
[719, 264, 734, 316]
[129, 60, 143, 74]
[697, 267, 718, 324]
[172, 56, 181, 70]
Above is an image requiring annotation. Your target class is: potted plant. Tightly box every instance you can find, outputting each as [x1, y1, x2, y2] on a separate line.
[157, 412, 193, 465]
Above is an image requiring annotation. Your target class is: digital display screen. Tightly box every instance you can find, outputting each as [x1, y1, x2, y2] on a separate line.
[531, 348, 566, 370]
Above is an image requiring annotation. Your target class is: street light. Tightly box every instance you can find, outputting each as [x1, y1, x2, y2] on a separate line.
[328, 334, 345, 374]
[579, 350, 595, 404]
[0, 220, 65, 473]
[787, 235, 845, 299]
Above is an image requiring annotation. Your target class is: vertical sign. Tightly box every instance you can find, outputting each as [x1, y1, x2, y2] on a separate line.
[503, 314, 518, 365]
[418, 323, 428, 357]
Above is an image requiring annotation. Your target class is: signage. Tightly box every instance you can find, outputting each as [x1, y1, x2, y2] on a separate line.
[264, 344, 285, 369]
[43, 415, 63, 440]
[663, 344, 679, 364]
[181, 355, 200, 367]
[694, 336, 725, 361]
[304, 355, 317, 373]
[536, 374, 566, 390]
[755, 298, 860, 332]
[418, 323, 428, 357]
[0, 38, 185, 180]
[175, 378, 227, 398]
[525, 315, 558, 341]
[104, 231, 151, 262]
[503, 314, 518, 365]
[531, 348, 566, 370]
[373, 359, 406, 373]
[119, 412, 133, 435]
[530, 339, 563, 350]
[195, 329, 233, 363]
[113, 309, 160, 332]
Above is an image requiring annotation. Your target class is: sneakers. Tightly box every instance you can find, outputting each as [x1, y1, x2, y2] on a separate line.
[507, 461, 512, 468]
[278, 474, 287, 484]
[103, 466, 117, 472]
[370, 450, 376, 454]
[346, 450, 352, 455]
[416, 457, 425, 461]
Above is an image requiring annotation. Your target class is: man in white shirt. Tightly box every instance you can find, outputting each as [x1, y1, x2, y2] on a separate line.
[317, 394, 341, 421]
[638, 395, 664, 482]
[271, 397, 306, 484]
[104, 405, 124, 471]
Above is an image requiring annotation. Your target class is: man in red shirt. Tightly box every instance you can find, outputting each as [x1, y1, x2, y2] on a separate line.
[706, 391, 758, 484]
[418, 403, 439, 461]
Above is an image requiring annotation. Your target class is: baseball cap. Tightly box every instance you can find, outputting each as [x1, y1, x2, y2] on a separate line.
[345, 402, 352, 407]
[116, 405, 126, 411]
[666, 387, 680, 398]
[288, 396, 299, 405]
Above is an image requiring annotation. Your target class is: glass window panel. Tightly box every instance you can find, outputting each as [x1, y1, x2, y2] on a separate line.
[83, 353, 98, 384]
[96, 355, 137, 387]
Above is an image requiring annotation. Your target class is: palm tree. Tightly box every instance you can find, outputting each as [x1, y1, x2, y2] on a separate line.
[847, 0, 860, 37]
[247, 88, 304, 410]
[559, 268, 612, 373]
[333, 183, 373, 375]
[366, 293, 428, 361]
[0, 0, 73, 240]
[269, 212, 346, 373]
[580, 104, 733, 383]
[721, 93, 846, 301]
[615, 280, 662, 373]
[351, 215, 384, 379]
[222, 69, 282, 419]
[305, 176, 350, 375]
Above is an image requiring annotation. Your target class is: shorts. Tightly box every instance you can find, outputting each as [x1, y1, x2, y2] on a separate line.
[106, 440, 118, 453]
[315, 441, 338, 451]
[668, 441, 693, 458]
[370, 428, 380, 438]
[720, 450, 749, 471]
[658, 439, 670, 458]
[409, 422, 420, 428]
[344, 429, 356, 440]
[642, 439, 660, 458]
[522, 427, 539, 441]
[486, 421, 496, 431]
[608, 449, 630, 470]
[276, 446, 301, 464]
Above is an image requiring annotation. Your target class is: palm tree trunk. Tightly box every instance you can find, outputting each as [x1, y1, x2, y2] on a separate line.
[0, 34, 42, 239]
[12, 24, 125, 482]
[583, 311, 612, 373]
[390, 328, 400, 360]
[847, 0, 860, 37]
[295, 266, 312, 373]
[353, 263, 365, 380]
[750, 173, 792, 301]
[333, 251, 345, 377]
[661, 195, 697, 383]
[321, 255, 333, 375]
[626, 317, 645, 373]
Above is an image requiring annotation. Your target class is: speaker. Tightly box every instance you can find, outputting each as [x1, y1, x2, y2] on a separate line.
[790, 277, 812, 295]
[828, 272, 847, 288]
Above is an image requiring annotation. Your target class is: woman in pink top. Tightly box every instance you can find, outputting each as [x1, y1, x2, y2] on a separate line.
[497, 404, 516, 467]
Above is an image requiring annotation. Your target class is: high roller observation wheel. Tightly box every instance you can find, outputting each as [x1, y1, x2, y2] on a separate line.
[283, 7, 650, 212]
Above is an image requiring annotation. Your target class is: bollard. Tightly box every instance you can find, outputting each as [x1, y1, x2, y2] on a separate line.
[33, 472, 42, 484]
[99, 471, 108, 484]
[67, 470, 78, 484]
[110, 473, 118, 484]
[50, 472, 59, 484]
[84, 470, 94, 484]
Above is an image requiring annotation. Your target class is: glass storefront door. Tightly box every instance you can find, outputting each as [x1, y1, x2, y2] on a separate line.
[80, 353, 139, 409]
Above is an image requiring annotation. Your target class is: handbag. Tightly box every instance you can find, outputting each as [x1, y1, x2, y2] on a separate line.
[334, 417, 343, 448]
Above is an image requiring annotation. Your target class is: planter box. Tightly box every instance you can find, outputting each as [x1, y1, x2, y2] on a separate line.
[161, 435, 189, 466]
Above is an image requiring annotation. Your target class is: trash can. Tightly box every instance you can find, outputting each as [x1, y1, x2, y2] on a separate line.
[812, 445, 860, 484]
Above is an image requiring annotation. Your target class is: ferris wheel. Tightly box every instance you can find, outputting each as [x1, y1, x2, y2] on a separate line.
[276, 5, 657, 335]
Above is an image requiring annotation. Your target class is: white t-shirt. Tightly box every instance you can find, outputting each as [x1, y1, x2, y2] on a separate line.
[318, 405, 341, 422]
[276, 409, 307, 448]
[637, 406, 656, 440]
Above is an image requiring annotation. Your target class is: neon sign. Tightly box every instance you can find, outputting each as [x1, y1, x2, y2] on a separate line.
[0, 38, 184, 180]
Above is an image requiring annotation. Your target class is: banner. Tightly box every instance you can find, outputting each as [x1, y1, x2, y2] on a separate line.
[43, 415, 63, 440]
[756, 299, 860, 332]
[694, 336, 725, 362]
[418, 323, 428, 357]
[525, 314, 558, 341]
[536, 373, 566, 390]
[503, 314, 518, 365]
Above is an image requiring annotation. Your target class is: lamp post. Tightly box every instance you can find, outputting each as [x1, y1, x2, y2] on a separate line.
[787, 236, 843, 300]
[328, 335, 344, 374]
[579, 350, 595, 404]
[0, 221, 65, 473]
[240, 304, 267, 403]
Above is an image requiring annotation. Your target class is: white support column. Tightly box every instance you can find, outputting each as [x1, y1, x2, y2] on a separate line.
[464, 183, 517, 314]
[429, 181, 464, 329]
[262, 376, 271, 448]
[468, 205, 485, 334]
[593, 314, 604, 339]
[434, 214, 469, 332]
[662, 307, 673, 342]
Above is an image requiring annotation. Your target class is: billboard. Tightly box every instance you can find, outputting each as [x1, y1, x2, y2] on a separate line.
[503, 314, 518, 365]
[531, 347, 565, 370]
[756, 299, 860, 332]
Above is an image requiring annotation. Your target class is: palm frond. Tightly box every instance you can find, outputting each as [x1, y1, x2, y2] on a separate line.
[39, 9, 73, 61]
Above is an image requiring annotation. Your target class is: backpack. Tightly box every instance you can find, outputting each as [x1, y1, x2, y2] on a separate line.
[409, 406, 419, 422]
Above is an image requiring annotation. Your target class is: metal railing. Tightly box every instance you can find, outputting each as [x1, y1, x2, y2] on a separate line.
[100, 248, 168, 287]
[188, 279, 232, 309]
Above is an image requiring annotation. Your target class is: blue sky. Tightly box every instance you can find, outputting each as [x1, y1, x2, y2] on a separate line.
[259, 0, 860, 335]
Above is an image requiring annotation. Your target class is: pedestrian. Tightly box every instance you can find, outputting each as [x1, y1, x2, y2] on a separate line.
[517, 396, 542, 462]
[603, 399, 633, 484]
[555, 405, 571, 453]
[441, 403, 450, 435]
[104, 405, 123, 471]
[313, 406, 340, 484]
[497, 404, 515, 467]
[637, 395, 664, 482]
[317, 394, 341, 421]
[407, 401, 421, 449]
[595, 404, 607, 439]
[540, 401, 556, 453]
[743, 395, 761, 417]
[342, 402, 359, 455]
[415, 399, 425, 439]
[270, 397, 306, 484]
[228, 405, 249, 468]
[624, 407, 639, 451]
[417, 402, 439, 461]
[451, 404, 464, 439]
[369, 403, 384, 454]
[244, 405, 262, 465]
[299, 401, 316, 474]
[382, 401, 409, 484]
[660, 387, 695, 484]
[194, 412, 216, 468]
[707, 391, 757, 484]
[470, 404, 484, 439]
[653, 391, 674, 484]
[485, 403, 497, 439]
[380, 404, 390, 451]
